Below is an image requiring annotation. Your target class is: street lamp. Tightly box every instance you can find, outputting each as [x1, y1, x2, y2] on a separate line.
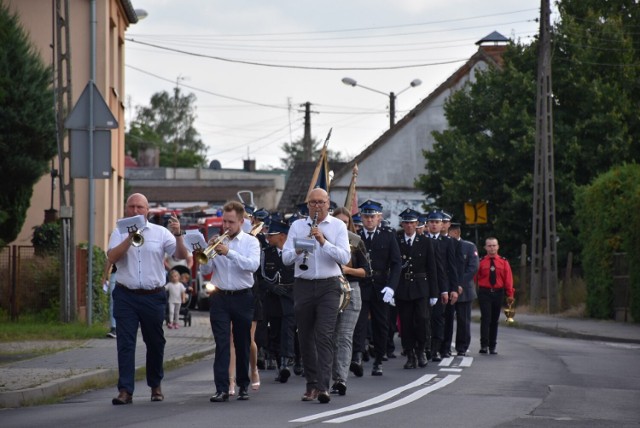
[342, 77, 422, 128]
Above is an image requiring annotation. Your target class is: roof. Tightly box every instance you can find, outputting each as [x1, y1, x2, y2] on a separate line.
[120, 1, 139, 24]
[331, 39, 508, 184]
[277, 161, 347, 213]
[131, 184, 272, 205]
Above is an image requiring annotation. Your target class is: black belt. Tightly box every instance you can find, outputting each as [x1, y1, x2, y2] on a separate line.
[296, 276, 339, 283]
[479, 285, 503, 293]
[216, 288, 251, 295]
[404, 272, 427, 280]
[116, 282, 164, 295]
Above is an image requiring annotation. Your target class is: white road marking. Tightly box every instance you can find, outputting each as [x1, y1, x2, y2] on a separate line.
[440, 368, 463, 372]
[324, 375, 460, 424]
[289, 374, 436, 423]
[458, 356, 473, 367]
[439, 357, 454, 366]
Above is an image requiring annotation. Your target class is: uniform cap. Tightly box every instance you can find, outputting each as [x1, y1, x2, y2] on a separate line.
[426, 209, 444, 221]
[359, 200, 383, 214]
[267, 220, 289, 235]
[399, 208, 420, 222]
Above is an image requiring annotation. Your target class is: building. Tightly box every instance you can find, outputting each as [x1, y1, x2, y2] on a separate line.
[329, 32, 509, 226]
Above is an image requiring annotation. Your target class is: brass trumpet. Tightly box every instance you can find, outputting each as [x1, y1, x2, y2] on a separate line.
[249, 221, 264, 236]
[194, 231, 230, 265]
[130, 230, 144, 247]
[504, 299, 516, 323]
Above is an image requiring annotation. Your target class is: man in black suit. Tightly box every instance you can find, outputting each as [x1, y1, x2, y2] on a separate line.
[448, 223, 479, 355]
[440, 211, 465, 358]
[425, 210, 459, 361]
[394, 208, 440, 369]
[351, 200, 401, 376]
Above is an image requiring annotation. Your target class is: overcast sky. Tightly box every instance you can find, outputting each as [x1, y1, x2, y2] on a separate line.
[125, 0, 546, 170]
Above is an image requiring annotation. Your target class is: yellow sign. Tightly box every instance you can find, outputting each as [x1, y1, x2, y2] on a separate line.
[464, 201, 487, 225]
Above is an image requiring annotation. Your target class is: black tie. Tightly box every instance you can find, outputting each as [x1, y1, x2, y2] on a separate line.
[367, 232, 373, 242]
[407, 238, 412, 247]
[489, 258, 497, 286]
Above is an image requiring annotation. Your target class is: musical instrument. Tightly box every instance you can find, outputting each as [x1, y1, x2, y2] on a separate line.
[338, 275, 352, 312]
[298, 212, 318, 271]
[130, 230, 144, 247]
[249, 221, 264, 236]
[194, 231, 230, 265]
[504, 299, 516, 323]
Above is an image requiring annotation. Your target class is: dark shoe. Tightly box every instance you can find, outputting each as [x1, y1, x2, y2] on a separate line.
[293, 359, 304, 376]
[403, 350, 416, 369]
[362, 349, 370, 362]
[301, 389, 318, 401]
[317, 390, 331, 403]
[332, 380, 346, 396]
[350, 352, 364, 377]
[417, 352, 428, 368]
[479, 347, 488, 354]
[150, 386, 164, 402]
[381, 354, 388, 361]
[442, 351, 452, 358]
[209, 392, 229, 402]
[387, 352, 397, 359]
[237, 387, 250, 400]
[371, 364, 383, 376]
[112, 389, 132, 405]
[457, 351, 467, 356]
[106, 328, 116, 338]
[278, 366, 291, 383]
[431, 352, 442, 362]
[489, 348, 498, 355]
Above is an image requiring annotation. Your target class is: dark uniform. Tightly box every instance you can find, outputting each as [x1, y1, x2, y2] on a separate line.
[394, 209, 439, 369]
[441, 211, 465, 357]
[451, 228, 479, 355]
[257, 220, 296, 382]
[352, 200, 401, 376]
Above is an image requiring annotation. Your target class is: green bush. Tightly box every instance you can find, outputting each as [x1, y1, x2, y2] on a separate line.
[31, 221, 60, 256]
[78, 243, 109, 324]
[574, 163, 640, 321]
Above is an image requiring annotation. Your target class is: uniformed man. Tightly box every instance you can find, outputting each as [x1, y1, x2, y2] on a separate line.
[257, 220, 296, 382]
[448, 223, 479, 355]
[394, 208, 439, 369]
[352, 200, 401, 376]
[352, 213, 363, 233]
[425, 209, 458, 361]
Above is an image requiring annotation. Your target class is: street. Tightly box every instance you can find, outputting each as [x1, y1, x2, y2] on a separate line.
[2, 325, 639, 427]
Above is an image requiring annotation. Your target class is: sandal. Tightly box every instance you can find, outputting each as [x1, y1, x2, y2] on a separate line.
[251, 370, 260, 390]
[229, 377, 236, 396]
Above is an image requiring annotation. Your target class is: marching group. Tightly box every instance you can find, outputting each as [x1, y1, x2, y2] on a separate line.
[106, 191, 514, 405]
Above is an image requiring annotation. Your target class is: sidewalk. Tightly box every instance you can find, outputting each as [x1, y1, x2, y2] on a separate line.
[1, 309, 639, 408]
[0, 311, 214, 408]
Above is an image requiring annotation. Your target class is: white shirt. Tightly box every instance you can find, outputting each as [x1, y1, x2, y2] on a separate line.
[165, 281, 186, 304]
[199, 231, 260, 290]
[404, 233, 416, 245]
[108, 221, 177, 290]
[282, 214, 350, 279]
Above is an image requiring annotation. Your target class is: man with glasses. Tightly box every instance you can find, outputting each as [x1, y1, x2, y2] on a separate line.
[283, 188, 350, 404]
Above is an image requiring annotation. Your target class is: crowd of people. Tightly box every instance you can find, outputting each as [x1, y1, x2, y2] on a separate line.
[105, 191, 514, 405]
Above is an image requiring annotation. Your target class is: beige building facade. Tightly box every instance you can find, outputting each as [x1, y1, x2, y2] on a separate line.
[7, 0, 139, 251]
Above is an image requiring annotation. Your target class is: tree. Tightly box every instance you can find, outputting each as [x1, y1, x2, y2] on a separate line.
[126, 87, 207, 168]
[416, 0, 640, 261]
[279, 136, 345, 170]
[0, 2, 56, 245]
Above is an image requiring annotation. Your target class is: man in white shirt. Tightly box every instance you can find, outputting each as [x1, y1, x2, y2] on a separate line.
[283, 188, 350, 404]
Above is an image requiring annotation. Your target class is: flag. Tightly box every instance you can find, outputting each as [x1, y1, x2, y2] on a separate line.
[305, 129, 332, 200]
[344, 163, 359, 215]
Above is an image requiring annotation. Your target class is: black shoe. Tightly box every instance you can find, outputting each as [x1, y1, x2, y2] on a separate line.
[442, 351, 452, 358]
[457, 351, 467, 356]
[479, 347, 488, 354]
[293, 359, 304, 376]
[330, 381, 346, 396]
[209, 392, 229, 402]
[417, 352, 428, 368]
[387, 352, 397, 359]
[237, 387, 250, 400]
[278, 366, 291, 383]
[489, 348, 498, 355]
[317, 390, 331, 403]
[431, 352, 442, 362]
[403, 351, 417, 369]
[350, 352, 364, 377]
[372, 364, 383, 376]
[330, 382, 340, 395]
[106, 328, 117, 338]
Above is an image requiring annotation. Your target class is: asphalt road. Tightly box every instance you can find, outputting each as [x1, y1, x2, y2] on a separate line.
[2, 325, 639, 428]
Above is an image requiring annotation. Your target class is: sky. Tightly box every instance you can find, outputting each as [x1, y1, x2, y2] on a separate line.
[124, 0, 545, 171]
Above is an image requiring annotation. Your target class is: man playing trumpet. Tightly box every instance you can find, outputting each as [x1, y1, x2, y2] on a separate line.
[108, 193, 188, 405]
[199, 201, 260, 403]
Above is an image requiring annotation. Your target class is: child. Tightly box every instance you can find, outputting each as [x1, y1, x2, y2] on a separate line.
[165, 269, 186, 329]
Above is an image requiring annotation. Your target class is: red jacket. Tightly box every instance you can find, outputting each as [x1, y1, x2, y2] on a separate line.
[474, 255, 514, 298]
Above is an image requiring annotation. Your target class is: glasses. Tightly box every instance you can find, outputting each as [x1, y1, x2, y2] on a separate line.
[307, 200, 327, 206]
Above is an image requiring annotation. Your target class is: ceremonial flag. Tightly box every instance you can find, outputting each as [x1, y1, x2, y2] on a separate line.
[344, 163, 359, 215]
[305, 129, 332, 200]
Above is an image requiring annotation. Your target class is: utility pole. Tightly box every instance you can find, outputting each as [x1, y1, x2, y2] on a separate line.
[300, 102, 316, 162]
[530, 0, 559, 313]
[54, 0, 76, 322]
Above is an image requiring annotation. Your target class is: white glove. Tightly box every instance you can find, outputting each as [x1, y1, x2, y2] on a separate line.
[429, 298, 438, 307]
[381, 286, 394, 304]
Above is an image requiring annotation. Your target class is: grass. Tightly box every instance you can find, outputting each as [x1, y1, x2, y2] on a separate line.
[0, 314, 109, 342]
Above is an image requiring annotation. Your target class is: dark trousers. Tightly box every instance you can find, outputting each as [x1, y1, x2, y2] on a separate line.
[442, 302, 456, 353]
[113, 285, 167, 394]
[430, 300, 445, 352]
[478, 288, 504, 349]
[209, 291, 254, 393]
[293, 277, 341, 392]
[353, 285, 389, 363]
[387, 305, 398, 354]
[267, 293, 296, 359]
[455, 300, 472, 353]
[396, 297, 428, 352]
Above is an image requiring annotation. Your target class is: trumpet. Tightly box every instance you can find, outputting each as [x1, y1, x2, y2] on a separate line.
[298, 212, 319, 271]
[249, 221, 264, 236]
[194, 231, 230, 265]
[130, 230, 144, 247]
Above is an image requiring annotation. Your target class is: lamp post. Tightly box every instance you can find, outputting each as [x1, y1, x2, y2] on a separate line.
[341, 77, 422, 128]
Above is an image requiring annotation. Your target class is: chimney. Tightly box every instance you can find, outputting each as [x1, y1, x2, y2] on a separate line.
[244, 159, 256, 172]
